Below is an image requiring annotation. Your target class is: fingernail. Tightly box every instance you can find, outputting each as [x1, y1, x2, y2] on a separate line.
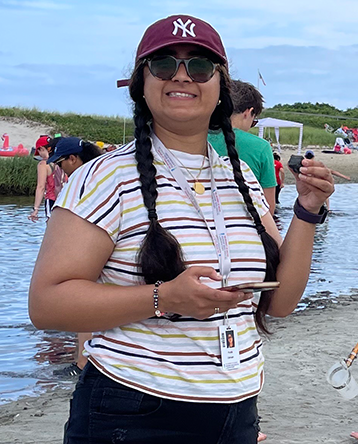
[300, 167, 308, 173]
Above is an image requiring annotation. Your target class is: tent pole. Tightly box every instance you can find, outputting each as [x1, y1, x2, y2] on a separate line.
[298, 127, 303, 154]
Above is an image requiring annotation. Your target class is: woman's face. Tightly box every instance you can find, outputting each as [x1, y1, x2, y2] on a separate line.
[143, 44, 221, 134]
[38, 146, 49, 160]
[227, 334, 234, 346]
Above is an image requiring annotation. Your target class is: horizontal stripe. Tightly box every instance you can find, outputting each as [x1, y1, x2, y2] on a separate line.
[57, 141, 269, 403]
[89, 357, 264, 403]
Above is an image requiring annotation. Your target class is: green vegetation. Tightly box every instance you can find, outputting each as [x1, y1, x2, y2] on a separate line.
[0, 107, 134, 145]
[262, 102, 358, 129]
[0, 156, 37, 195]
[1, 103, 357, 195]
[250, 126, 337, 146]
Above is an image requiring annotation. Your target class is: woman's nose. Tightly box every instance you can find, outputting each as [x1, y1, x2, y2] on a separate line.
[172, 62, 192, 82]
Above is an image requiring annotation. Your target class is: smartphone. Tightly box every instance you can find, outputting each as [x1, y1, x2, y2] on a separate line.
[219, 281, 280, 293]
[288, 154, 304, 174]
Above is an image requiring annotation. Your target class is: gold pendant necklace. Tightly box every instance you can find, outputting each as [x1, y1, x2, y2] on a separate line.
[170, 151, 206, 195]
[193, 181, 205, 195]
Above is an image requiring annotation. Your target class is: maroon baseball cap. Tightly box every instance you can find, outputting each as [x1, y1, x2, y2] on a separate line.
[117, 15, 227, 88]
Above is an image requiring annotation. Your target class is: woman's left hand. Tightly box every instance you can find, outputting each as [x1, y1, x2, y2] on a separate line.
[292, 158, 334, 212]
[28, 209, 39, 222]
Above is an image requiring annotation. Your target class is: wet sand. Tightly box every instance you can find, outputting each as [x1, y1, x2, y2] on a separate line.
[1, 295, 358, 443]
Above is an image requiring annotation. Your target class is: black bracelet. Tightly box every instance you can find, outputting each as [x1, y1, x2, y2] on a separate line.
[293, 198, 328, 224]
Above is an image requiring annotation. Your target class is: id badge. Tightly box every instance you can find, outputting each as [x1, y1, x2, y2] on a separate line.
[219, 324, 240, 371]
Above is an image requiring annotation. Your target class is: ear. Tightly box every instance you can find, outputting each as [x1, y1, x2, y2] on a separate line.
[242, 107, 254, 120]
[69, 154, 78, 164]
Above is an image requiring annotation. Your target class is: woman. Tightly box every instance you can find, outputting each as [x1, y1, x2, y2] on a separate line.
[28, 135, 57, 222]
[29, 15, 334, 443]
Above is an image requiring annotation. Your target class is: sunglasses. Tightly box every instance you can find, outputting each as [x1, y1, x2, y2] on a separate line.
[251, 119, 258, 128]
[146, 55, 218, 83]
[55, 156, 69, 167]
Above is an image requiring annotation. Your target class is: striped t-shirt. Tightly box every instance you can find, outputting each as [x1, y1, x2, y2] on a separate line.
[55, 139, 269, 403]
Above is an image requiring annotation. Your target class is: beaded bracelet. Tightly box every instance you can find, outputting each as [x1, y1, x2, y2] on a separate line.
[153, 280, 164, 317]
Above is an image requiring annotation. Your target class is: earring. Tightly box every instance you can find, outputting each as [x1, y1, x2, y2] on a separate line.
[217, 99, 221, 106]
[143, 95, 146, 99]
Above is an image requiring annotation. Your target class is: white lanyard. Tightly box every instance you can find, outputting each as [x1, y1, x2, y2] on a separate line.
[152, 134, 231, 284]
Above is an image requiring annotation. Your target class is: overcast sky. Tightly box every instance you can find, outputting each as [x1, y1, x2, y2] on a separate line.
[1, 0, 358, 117]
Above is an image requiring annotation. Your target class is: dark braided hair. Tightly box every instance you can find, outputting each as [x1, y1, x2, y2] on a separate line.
[130, 61, 186, 284]
[129, 59, 279, 332]
[217, 67, 280, 333]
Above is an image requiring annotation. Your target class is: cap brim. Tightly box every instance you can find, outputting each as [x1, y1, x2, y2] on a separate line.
[137, 40, 227, 66]
[117, 79, 130, 88]
[47, 154, 60, 164]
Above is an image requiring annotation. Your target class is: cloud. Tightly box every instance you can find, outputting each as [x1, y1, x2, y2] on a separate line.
[227, 44, 358, 110]
[1, 0, 358, 115]
[0, 62, 131, 116]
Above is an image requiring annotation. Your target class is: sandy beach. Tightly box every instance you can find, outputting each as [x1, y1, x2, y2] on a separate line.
[1, 116, 358, 443]
[274, 144, 358, 185]
[1, 296, 358, 443]
[0, 118, 52, 151]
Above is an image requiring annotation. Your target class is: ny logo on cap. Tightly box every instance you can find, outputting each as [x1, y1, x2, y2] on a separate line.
[172, 18, 196, 38]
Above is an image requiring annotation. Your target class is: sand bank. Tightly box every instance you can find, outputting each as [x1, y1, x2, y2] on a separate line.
[1, 295, 358, 443]
[275, 145, 358, 184]
[0, 118, 52, 151]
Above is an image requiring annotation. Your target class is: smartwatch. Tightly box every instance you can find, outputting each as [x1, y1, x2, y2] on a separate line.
[294, 198, 328, 224]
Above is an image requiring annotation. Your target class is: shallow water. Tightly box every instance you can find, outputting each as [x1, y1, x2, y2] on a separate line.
[0, 185, 357, 403]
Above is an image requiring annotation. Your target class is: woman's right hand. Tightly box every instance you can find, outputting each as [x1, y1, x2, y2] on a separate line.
[159, 266, 252, 320]
[28, 209, 39, 222]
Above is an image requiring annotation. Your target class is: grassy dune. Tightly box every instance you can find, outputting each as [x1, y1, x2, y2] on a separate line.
[0, 105, 356, 195]
[0, 107, 134, 145]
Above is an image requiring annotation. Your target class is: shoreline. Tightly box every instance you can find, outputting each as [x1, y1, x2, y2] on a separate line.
[1, 296, 358, 443]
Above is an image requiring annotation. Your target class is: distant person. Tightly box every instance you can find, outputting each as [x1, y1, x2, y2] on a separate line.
[208, 80, 277, 214]
[28, 136, 57, 222]
[304, 150, 351, 181]
[273, 153, 285, 205]
[47, 136, 102, 378]
[48, 137, 103, 178]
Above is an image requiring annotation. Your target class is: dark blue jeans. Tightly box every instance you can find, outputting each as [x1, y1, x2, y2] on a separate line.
[64, 362, 259, 444]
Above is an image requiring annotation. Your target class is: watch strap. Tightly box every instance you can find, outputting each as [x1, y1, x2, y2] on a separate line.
[294, 198, 328, 224]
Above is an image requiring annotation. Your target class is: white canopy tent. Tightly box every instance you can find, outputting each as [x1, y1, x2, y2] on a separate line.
[255, 117, 304, 154]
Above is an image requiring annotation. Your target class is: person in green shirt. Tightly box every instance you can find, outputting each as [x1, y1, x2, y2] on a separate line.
[208, 80, 276, 215]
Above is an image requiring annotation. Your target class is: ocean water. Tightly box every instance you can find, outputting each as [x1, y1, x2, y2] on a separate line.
[0, 185, 357, 404]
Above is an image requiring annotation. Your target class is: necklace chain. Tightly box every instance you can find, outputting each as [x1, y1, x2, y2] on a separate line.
[169, 151, 206, 194]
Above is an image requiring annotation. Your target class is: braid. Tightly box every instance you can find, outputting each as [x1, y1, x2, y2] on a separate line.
[130, 64, 186, 284]
[218, 70, 280, 333]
